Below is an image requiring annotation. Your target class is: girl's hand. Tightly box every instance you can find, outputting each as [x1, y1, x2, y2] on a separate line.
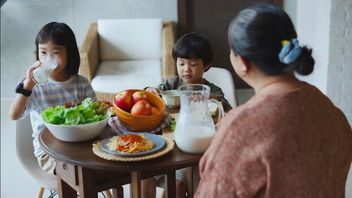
[145, 87, 160, 95]
[23, 61, 41, 89]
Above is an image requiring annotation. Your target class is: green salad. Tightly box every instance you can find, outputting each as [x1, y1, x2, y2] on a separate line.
[41, 98, 108, 125]
[170, 118, 176, 131]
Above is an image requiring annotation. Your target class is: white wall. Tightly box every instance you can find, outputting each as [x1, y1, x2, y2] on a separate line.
[294, 0, 331, 94]
[0, 0, 178, 99]
[327, 0, 352, 124]
[283, 0, 297, 26]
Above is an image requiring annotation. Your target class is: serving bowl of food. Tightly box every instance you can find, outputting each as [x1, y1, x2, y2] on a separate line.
[41, 98, 110, 142]
[112, 89, 165, 132]
[161, 90, 180, 108]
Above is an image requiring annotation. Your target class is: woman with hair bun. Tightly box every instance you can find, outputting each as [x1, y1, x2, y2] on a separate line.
[195, 4, 352, 197]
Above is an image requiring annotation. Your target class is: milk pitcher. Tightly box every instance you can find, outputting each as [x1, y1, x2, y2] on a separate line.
[175, 84, 224, 153]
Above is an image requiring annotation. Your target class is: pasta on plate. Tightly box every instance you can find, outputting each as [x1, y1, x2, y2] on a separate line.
[108, 134, 154, 153]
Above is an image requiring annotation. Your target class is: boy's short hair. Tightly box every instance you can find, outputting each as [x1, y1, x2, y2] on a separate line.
[172, 32, 214, 70]
[35, 22, 80, 75]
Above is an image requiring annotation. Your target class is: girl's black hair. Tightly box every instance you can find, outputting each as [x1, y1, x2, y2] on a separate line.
[172, 32, 214, 71]
[35, 22, 80, 75]
[228, 4, 314, 75]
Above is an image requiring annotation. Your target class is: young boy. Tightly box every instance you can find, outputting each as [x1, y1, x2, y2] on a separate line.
[144, 32, 232, 198]
[147, 32, 232, 112]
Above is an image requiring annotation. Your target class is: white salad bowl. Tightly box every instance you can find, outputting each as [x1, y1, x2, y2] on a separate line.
[43, 116, 109, 142]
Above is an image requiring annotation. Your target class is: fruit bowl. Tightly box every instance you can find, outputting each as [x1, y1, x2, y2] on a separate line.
[43, 116, 109, 142]
[113, 89, 165, 131]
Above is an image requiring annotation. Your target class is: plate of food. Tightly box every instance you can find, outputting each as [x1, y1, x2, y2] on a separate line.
[100, 133, 166, 157]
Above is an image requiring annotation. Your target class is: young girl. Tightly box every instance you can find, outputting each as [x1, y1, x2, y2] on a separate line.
[143, 32, 232, 198]
[147, 32, 232, 112]
[195, 4, 352, 197]
[8, 22, 96, 174]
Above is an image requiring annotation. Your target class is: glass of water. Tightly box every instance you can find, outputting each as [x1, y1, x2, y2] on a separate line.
[32, 55, 58, 85]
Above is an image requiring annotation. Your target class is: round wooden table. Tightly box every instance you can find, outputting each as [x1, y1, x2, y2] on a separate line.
[39, 126, 202, 198]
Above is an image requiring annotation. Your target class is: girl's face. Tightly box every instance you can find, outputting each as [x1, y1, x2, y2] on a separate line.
[176, 57, 207, 84]
[38, 40, 68, 78]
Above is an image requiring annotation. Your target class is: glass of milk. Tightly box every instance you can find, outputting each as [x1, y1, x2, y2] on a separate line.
[32, 55, 58, 85]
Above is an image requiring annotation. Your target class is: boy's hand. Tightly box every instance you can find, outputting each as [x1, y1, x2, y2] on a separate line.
[145, 87, 160, 95]
[23, 61, 41, 89]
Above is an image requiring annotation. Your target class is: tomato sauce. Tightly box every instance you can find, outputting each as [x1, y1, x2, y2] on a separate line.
[118, 134, 143, 143]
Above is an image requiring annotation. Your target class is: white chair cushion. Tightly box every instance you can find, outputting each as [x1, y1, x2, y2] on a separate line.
[97, 18, 162, 61]
[203, 67, 237, 107]
[91, 59, 162, 93]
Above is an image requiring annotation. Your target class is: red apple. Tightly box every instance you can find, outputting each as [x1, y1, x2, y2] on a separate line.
[131, 100, 152, 116]
[114, 91, 134, 112]
[132, 91, 148, 103]
[151, 106, 159, 115]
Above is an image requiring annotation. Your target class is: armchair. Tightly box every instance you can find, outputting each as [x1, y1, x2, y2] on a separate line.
[79, 18, 176, 101]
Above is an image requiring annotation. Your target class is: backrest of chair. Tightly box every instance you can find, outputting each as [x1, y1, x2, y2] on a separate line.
[16, 116, 35, 164]
[97, 18, 162, 61]
[204, 67, 237, 107]
[16, 116, 57, 190]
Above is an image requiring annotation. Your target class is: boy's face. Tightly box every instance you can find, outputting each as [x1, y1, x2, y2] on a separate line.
[176, 57, 208, 84]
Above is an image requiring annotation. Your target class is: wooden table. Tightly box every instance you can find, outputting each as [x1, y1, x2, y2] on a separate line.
[39, 125, 202, 198]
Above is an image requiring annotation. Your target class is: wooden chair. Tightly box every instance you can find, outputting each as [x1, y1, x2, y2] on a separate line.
[79, 19, 176, 102]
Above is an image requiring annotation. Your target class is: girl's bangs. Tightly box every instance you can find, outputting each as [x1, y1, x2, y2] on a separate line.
[37, 29, 65, 46]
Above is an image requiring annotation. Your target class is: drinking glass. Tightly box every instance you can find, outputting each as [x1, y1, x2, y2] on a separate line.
[32, 55, 58, 85]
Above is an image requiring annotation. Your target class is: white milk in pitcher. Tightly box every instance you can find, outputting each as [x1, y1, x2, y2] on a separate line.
[175, 125, 215, 154]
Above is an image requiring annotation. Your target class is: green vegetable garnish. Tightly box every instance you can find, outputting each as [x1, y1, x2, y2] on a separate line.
[41, 98, 108, 125]
[170, 119, 176, 131]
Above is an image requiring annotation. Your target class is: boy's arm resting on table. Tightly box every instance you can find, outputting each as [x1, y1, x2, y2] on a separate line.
[145, 77, 179, 94]
[158, 76, 180, 91]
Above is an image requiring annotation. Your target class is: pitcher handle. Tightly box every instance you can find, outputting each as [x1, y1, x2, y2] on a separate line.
[209, 99, 225, 123]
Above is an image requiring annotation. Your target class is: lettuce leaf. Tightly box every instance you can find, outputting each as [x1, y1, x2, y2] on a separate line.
[42, 98, 108, 125]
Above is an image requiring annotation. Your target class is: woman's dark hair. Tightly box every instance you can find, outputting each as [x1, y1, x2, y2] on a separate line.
[228, 4, 314, 75]
[172, 32, 214, 71]
[35, 22, 80, 75]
